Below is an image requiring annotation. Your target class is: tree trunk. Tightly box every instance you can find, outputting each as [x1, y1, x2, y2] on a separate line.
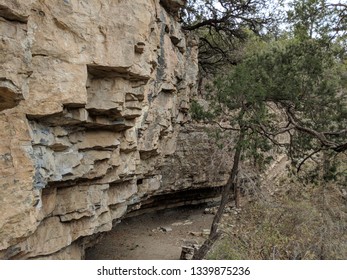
[193, 127, 245, 260]
[235, 186, 241, 208]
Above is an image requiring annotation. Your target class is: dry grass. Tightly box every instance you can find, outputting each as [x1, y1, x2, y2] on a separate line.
[207, 173, 347, 260]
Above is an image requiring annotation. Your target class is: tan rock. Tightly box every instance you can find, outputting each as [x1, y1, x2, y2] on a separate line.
[31, 243, 83, 260]
[53, 184, 109, 221]
[160, 0, 187, 13]
[0, 0, 34, 22]
[40, 187, 57, 219]
[24, 56, 88, 116]
[11, 217, 70, 259]
[138, 175, 162, 194]
[110, 203, 128, 220]
[76, 131, 120, 150]
[0, 0, 217, 260]
[0, 113, 40, 251]
[0, 17, 29, 111]
[108, 181, 138, 205]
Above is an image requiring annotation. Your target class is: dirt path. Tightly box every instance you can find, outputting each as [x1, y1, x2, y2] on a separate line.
[85, 205, 214, 260]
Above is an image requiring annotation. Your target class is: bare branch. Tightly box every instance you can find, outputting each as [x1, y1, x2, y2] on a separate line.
[297, 147, 323, 173]
[323, 129, 347, 136]
[286, 106, 347, 153]
[256, 122, 294, 137]
[182, 15, 231, 31]
[286, 107, 336, 147]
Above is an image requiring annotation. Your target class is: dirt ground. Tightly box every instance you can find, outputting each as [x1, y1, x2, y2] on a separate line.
[85, 205, 214, 260]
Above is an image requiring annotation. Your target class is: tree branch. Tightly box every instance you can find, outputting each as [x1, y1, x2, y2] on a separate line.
[286, 106, 347, 153]
[323, 129, 347, 136]
[297, 147, 323, 173]
[182, 15, 231, 31]
[286, 107, 336, 147]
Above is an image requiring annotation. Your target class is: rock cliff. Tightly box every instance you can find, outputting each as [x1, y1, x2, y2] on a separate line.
[0, 0, 231, 259]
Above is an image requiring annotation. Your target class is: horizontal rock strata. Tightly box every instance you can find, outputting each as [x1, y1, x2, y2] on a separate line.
[0, 0, 231, 259]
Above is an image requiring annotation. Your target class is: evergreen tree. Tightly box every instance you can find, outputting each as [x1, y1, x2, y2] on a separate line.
[191, 1, 347, 258]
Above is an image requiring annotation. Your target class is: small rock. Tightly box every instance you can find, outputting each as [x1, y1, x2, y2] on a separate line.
[160, 226, 172, 232]
[204, 207, 217, 215]
[129, 244, 139, 251]
[180, 245, 195, 260]
[135, 42, 146, 54]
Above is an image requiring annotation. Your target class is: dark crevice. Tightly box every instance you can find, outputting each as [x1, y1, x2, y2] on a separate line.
[0, 78, 23, 111]
[46, 178, 101, 189]
[126, 186, 223, 217]
[0, 5, 28, 23]
[87, 65, 150, 82]
[32, 53, 49, 57]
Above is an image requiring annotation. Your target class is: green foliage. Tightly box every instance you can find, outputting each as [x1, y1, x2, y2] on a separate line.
[190, 100, 214, 121]
[287, 0, 329, 40]
[211, 37, 346, 170]
[186, 0, 347, 261]
[286, 0, 347, 42]
[216, 39, 340, 106]
[296, 152, 347, 184]
[187, 0, 347, 261]
[182, 1, 273, 74]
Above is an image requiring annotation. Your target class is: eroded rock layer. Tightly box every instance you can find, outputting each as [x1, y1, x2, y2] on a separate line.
[0, 0, 231, 259]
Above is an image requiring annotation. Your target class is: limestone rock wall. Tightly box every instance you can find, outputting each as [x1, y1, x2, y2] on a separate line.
[0, 0, 231, 259]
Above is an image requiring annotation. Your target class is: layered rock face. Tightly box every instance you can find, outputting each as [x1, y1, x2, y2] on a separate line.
[0, 0, 231, 259]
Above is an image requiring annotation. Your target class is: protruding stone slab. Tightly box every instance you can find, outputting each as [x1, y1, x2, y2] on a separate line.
[160, 0, 186, 14]
[0, 79, 22, 111]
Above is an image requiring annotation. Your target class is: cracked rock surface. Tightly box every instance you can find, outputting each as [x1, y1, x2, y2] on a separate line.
[0, 0, 232, 259]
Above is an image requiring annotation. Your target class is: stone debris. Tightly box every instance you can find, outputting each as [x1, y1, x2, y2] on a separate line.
[180, 245, 195, 260]
[172, 220, 193, 226]
[189, 229, 210, 237]
[204, 206, 235, 215]
[171, 222, 184, 226]
[159, 226, 173, 232]
[189, 231, 202, 237]
[180, 241, 200, 260]
[204, 207, 218, 215]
